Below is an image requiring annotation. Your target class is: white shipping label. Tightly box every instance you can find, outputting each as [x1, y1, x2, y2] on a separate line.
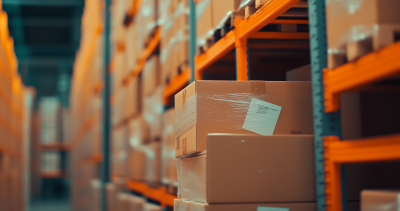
[242, 98, 282, 135]
[257, 207, 289, 211]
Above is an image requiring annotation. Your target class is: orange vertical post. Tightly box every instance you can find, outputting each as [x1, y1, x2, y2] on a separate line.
[235, 19, 249, 81]
[324, 136, 343, 211]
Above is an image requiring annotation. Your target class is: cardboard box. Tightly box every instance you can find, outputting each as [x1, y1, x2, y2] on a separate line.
[129, 115, 150, 146]
[118, 193, 131, 211]
[127, 195, 146, 211]
[126, 23, 139, 73]
[196, 0, 214, 48]
[178, 134, 315, 203]
[212, 0, 241, 29]
[174, 81, 314, 157]
[286, 64, 311, 81]
[145, 142, 161, 187]
[41, 151, 60, 172]
[127, 149, 147, 182]
[124, 76, 141, 119]
[174, 199, 317, 211]
[142, 55, 161, 97]
[161, 109, 178, 186]
[361, 190, 400, 211]
[326, 0, 400, 68]
[112, 127, 128, 177]
[145, 203, 163, 211]
[138, 0, 158, 46]
[143, 86, 164, 139]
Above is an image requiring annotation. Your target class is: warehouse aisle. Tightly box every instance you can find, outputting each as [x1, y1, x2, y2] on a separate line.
[29, 199, 71, 211]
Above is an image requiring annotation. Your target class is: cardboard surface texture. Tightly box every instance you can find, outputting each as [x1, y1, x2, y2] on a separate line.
[174, 199, 317, 211]
[178, 134, 316, 203]
[174, 81, 314, 157]
[361, 190, 400, 211]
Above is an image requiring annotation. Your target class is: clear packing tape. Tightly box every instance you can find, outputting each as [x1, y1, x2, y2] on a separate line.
[175, 91, 314, 139]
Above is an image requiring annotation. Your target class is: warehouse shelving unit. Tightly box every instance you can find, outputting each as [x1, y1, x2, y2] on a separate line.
[308, 0, 400, 211]
[127, 180, 177, 207]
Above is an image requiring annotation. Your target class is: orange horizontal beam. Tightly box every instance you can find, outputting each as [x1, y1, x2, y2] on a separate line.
[41, 143, 71, 151]
[127, 180, 177, 207]
[324, 134, 400, 164]
[324, 41, 400, 112]
[236, 0, 301, 40]
[164, 69, 190, 105]
[248, 43, 309, 49]
[128, 0, 143, 19]
[195, 30, 236, 80]
[41, 170, 66, 179]
[132, 27, 160, 77]
[250, 32, 309, 39]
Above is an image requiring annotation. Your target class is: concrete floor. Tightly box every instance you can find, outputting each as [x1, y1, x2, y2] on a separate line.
[29, 199, 71, 211]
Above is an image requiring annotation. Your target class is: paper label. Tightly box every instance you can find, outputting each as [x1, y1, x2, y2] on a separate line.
[257, 207, 289, 211]
[242, 98, 282, 135]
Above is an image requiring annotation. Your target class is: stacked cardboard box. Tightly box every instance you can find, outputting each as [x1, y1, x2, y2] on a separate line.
[174, 81, 317, 210]
[326, 0, 400, 69]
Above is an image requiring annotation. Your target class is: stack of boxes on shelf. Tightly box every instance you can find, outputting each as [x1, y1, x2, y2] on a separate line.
[0, 5, 31, 211]
[173, 81, 317, 210]
[70, 0, 104, 210]
[39, 97, 64, 175]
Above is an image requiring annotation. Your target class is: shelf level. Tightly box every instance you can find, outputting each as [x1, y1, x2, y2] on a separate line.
[41, 170, 66, 179]
[324, 41, 400, 112]
[132, 27, 160, 77]
[324, 134, 400, 211]
[164, 69, 190, 104]
[127, 180, 177, 207]
[195, 30, 236, 80]
[41, 143, 70, 151]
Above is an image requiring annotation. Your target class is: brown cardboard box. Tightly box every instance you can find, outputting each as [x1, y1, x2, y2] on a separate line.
[286, 64, 311, 81]
[112, 127, 128, 177]
[127, 149, 147, 182]
[142, 55, 161, 97]
[361, 190, 400, 211]
[143, 86, 164, 139]
[129, 115, 150, 146]
[196, 0, 214, 48]
[138, 0, 158, 47]
[174, 81, 313, 157]
[178, 134, 315, 203]
[145, 203, 163, 211]
[128, 195, 146, 211]
[212, 0, 241, 29]
[161, 109, 178, 186]
[326, 0, 400, 68]
[124, 76, 141, 119]
[174, 199, 317, 211]
[145, 142, 161, 187]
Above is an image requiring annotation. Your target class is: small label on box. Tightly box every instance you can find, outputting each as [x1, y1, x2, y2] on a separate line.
[257, 207, 289, 211]
[242, 98, 282, 135]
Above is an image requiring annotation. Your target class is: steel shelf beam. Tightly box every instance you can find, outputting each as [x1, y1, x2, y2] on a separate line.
[324, 134, 400, 211]
[308, 1, 343, 211]
[324, 41, 400, 113]
[131, 28, 160, 77]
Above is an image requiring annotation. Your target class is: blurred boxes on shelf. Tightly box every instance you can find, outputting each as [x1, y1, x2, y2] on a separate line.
[212, 0, 241, 29]
[41, 151, 60, 172]
[196, 0, 214, 49]
[174, 199, 317, 211]
[326, 0, 400, 69]
[137, 0, 159, 47]
[174, 81, 314, 157]
[39, 97, 62, 143]
[145, 203, 163, 211]
[361, 190, 400, 211]
[177, 134, 315, 203]
[145, 142, 161, 188]
[143, 86, 164, 140]
[129, 195, 146, 211]
[112, 127, 128, 177]
[124, 76, 141, 120]
[160, 0, 189, 84]
[161, 108, 178, 189]
[142, 55, 161, 97]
